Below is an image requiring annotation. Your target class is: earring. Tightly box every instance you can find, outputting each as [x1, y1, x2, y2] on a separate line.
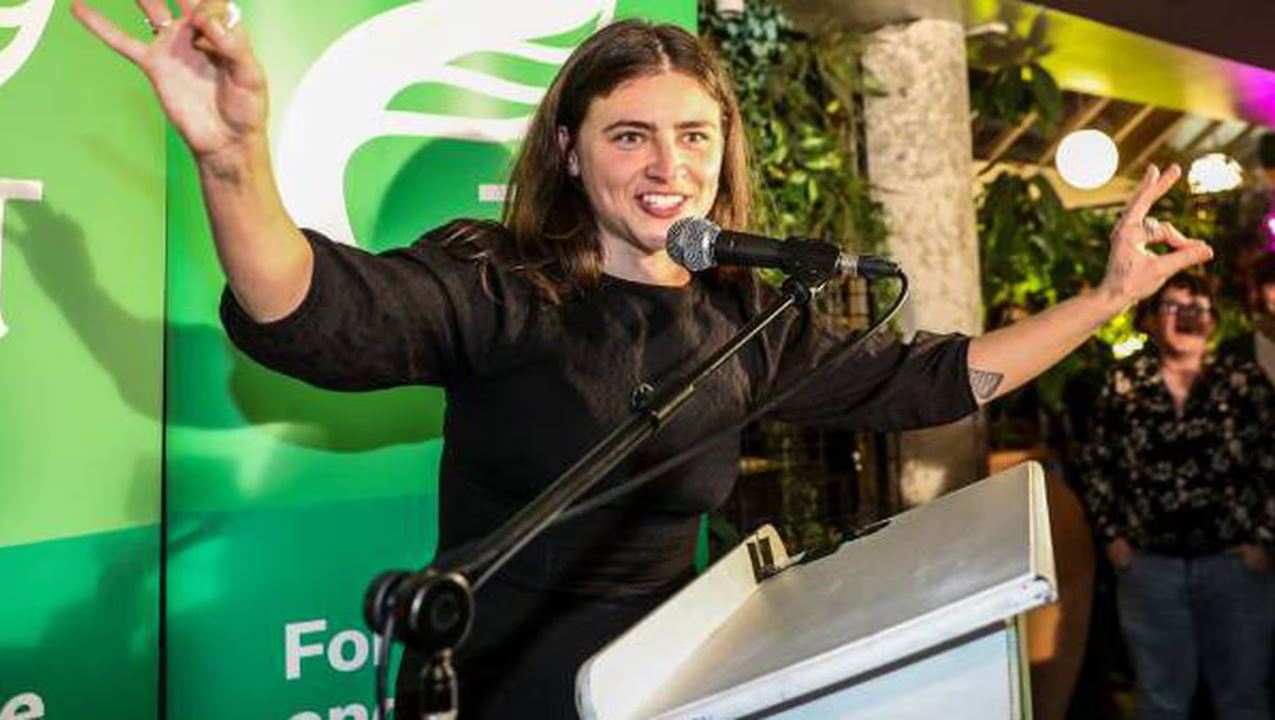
[567, 154, 580, 177]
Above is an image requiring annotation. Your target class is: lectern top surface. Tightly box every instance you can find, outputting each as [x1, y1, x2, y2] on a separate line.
[639, 464, 1054, 717]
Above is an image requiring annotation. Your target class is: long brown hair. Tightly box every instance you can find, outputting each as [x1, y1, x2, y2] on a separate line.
[446, 19, 750, 303]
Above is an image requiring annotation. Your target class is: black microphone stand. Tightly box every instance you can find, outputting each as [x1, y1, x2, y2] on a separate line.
[365, 275, 823, 719]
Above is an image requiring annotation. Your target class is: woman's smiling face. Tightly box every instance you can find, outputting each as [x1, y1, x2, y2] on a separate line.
[567, 70, 724, 283]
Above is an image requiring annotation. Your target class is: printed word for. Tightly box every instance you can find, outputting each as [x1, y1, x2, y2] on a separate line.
[285, 618, 386, 680]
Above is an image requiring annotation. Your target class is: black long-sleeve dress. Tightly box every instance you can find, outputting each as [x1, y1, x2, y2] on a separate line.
[221, 222, 978, 718]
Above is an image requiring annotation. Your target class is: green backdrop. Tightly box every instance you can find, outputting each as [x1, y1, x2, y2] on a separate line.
[163, 2, 692, 719]
[0, 0, 164, 718]
[0, 1, 694, 717]
[2, 0, 698, 713]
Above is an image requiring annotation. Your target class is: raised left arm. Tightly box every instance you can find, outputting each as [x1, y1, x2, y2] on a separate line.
[966, 164, 1213, 405]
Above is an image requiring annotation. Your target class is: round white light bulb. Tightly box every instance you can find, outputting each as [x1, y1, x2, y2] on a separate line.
[1055, 129, 1119, 190]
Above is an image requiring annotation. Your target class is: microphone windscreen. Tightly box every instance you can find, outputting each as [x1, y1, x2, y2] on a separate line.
[666, 217, 719, 272]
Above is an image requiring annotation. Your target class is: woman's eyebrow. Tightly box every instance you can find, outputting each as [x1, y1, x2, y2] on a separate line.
[600, 119, 719, 133]
[602, 120, 656, 133]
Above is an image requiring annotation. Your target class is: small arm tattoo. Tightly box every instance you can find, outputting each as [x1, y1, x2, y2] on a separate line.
[970, 369, 1005, 402]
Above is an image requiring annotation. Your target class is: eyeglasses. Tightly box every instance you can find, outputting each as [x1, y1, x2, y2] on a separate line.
[1157, 300, 1214, 319]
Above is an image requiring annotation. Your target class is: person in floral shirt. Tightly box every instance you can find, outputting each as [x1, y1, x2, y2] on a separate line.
[1080, 272, 1275, 720]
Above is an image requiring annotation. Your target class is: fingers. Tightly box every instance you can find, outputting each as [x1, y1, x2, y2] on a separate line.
[1137, 216, 1180, 248]
[173, 0, 196, 15]
[187, 1, 258, 83]
[1122, 163, 1182, 227]
[188, 2, 238, 56]
[1149, 220, 1209, 257]
[71, 0, 148, 65]
[1159, 221, 1193, 250]
[1117, 164, 1161, 233]
[1148, 219, 1212, 273]
[135, 0, 172, 29]
[1156, 237, 1214, 276]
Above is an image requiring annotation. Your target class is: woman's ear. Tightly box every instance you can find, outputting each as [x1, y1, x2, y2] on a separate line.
[557, 126, 580, 177]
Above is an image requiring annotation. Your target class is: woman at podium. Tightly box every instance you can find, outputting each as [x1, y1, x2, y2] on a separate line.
[73, 1, 1213, 716]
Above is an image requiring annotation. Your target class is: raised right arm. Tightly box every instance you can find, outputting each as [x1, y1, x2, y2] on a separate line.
[72, 0, 310, 321]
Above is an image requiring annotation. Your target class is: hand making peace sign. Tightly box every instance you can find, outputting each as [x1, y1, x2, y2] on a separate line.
[71, 0, 268, 161]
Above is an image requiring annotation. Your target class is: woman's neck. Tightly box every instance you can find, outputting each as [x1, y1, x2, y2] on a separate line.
[603, 248, 691, 287]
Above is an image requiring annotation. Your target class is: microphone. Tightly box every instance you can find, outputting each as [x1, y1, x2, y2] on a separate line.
[666, 217, 901, 280]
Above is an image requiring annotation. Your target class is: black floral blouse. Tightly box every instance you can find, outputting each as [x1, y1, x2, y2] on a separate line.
[1079, 341, 1275, 554]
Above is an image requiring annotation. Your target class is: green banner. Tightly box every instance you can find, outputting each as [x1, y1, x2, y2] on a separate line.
[0, 0, 164, 717]
[164, 2, 692, 718]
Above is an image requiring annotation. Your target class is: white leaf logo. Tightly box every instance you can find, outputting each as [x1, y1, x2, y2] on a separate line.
[275, 0, 616, 246]
[0, 0, 54, 89]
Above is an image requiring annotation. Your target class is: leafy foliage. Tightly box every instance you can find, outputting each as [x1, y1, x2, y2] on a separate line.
[979, 174, 1111, 310]
[978, 173, 1115, 417]
[700, 0, 884, 554]
[967, 7, 1062, 132]
[700, 1, 886, 253]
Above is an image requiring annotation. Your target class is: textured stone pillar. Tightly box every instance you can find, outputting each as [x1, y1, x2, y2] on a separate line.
[861, 19, 985, 505]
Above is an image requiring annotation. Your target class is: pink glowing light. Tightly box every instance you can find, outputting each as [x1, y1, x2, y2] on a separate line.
[1233, 65, 1275, 127]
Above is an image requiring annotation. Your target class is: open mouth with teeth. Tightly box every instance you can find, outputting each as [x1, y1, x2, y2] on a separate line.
[637, 192, 690, 218]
